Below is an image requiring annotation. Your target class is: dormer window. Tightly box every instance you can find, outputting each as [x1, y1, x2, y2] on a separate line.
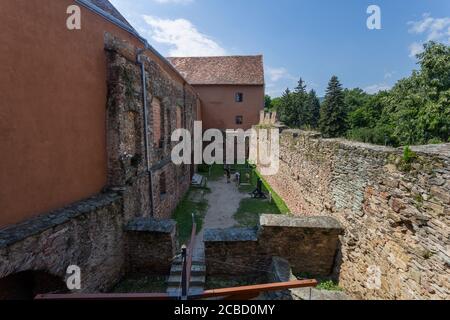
[235, 93, 244, 103]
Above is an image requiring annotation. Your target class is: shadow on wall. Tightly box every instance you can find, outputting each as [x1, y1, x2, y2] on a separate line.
[0, 271, 68, 300]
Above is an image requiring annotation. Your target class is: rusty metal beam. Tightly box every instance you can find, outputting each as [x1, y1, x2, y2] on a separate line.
[35, 279, 317, 301]
[192, 279, 318, 300]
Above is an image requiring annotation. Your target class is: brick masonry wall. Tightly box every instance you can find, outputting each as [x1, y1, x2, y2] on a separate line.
[262, 130, 450, 300]
[204, 215, 343, 278]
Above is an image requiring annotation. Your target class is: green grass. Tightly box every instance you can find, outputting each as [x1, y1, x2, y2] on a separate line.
[112, 275, 167, 293]
[295, 273, 343, 292]
[198, 164, 227, 181]
[172, 189, 208, 245]
[316, 280, 343, 292]
[234, 164, 290, 228]
[237, 164, 289, 215]
[235, 198, 282, 227]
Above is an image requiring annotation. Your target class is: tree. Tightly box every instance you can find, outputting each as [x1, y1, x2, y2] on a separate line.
[306, 89, 321, 129]
[319, 76, 347, 137]
[278, 88, 297, 126]
[271, 97, 282, 111]
[293, 78, 308, 127]
[344, 42, 449, 146]
[264, 95, 272, 110]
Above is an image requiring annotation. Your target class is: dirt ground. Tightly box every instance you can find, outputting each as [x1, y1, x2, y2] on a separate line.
[192, 176, 249, 260]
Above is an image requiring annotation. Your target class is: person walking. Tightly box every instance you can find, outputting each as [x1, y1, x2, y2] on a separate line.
[224, 165, 231, 183]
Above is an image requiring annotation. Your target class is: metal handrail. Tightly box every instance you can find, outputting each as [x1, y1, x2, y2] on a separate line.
[181, 213, 197, 299]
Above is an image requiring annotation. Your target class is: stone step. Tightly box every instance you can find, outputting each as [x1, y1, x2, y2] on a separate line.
[167, 275, 206, 287]
[167, 286, 204, 298]
[172, 258, 204, 266]
[170, 264, 206, 276]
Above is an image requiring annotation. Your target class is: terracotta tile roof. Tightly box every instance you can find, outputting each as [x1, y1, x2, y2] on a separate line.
[167, 56, 265, 86]
[84, 0, 134, 30]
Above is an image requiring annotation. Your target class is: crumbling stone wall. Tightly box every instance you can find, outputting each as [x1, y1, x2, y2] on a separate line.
[0, 193, 125, 293]
[125, 218, 177, 275]
[259, 111, 278, 125]
[105, 33, 196, 220]
[204, 215, 343, 278]
[263, 130, 450, 300]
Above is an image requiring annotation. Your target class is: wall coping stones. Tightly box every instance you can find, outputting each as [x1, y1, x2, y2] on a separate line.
[0, 192, 121, 249]
[282, 129, 450, 157]
[125, 217, 176, 234]
[259, 214, 343, 232]
[204, 228, 258, 242]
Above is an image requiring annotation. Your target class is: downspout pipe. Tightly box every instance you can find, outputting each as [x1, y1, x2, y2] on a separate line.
[137, 50, 154, 217]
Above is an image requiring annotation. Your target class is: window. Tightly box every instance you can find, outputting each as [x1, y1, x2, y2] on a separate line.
[160, 172, 167, 196]
[235, 93, 243, 103]
[236, 116, 243, 125]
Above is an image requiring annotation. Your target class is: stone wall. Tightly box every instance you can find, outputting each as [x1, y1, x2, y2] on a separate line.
[262, 130, 450, 300]
[105, 33, 196, 221]
[125, 218, 177, 275]
[0, 193, 125, 294]
[204, 214, 343, 278]
[259, 111, 278, 125]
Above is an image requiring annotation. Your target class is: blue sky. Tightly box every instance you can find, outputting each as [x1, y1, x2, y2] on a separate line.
[109, 0, 450, 97]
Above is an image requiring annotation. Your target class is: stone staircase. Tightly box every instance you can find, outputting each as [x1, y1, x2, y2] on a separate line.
[166, 258, 206, 297]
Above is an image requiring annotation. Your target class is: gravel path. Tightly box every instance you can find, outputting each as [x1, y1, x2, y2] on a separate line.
[192, 177, 249, 260]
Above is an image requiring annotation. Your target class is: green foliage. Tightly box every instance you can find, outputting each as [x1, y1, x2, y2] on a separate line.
[276, 79, 320, 129]
[270, 97, 282, 111]
[319, 76, 347, 137]
[264, 95, 272, 110]
[397, 146, 418, 172]
[273, 42, 449, 146]
[402, 146, 417, 163]
[344, 42, 449, 146]
[172, 189, 208, 245]
[316, 280, 343, 292]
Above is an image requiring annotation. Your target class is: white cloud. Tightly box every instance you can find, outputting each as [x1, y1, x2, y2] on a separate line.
[142, 16, 226, 56]
[266, 67, 289, 82]
[364, 83, 392, 94]
[384, 71, 396, 79]
[408, 42, 424, 58]
[152, 0, 194, 4]
[265, 67, 298, 97]
[407, 14, 450, 58]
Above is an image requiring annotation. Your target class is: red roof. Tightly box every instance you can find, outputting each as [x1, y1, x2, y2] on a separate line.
[167, 56, 265, 86]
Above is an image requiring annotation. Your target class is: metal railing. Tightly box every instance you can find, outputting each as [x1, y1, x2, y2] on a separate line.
[181, 213, 197, 299]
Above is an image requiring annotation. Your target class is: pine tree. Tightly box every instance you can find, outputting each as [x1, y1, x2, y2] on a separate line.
[279, 88, 295, 126]
[294, 78, 308, 127]
[306, 89, 321, 129]
[319, 76, 346, 137]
